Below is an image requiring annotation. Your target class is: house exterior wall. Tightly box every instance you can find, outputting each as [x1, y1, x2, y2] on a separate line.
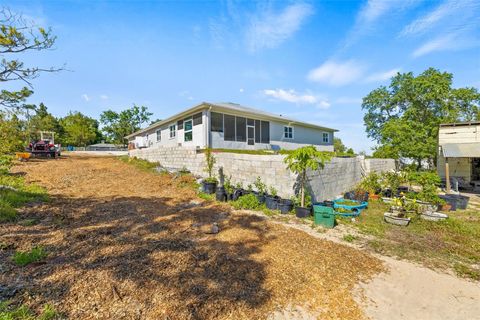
[437, 124, 480, 182]
[129, 147, 395, 199]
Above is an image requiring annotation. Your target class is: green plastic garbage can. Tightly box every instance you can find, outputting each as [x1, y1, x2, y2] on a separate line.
[313, 205, 336, 228]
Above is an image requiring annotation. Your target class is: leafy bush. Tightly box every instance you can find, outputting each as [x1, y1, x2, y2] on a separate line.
[119, 156, 159, 171]
[358, 172, 381, 194]
[13, 246, 47, 266]
[253, 177, 266, 195]
[203, 148, 217, 183]
[406, 171, 443, 204]
[0, 301, 58, 320]
[0, 202, 17, 222]
[382, 171, 404, 196]
[231, 193, 261, 210]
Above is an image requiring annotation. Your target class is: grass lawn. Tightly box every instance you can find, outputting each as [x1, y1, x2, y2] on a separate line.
[338, 200, 480, 280]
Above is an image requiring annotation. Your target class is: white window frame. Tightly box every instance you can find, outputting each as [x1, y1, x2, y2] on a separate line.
[184, 118, 193, 142]
[322, 132, 329, 143]
[169, 124, 176, 139]
[156, 129, 161, 142]
[284, 126, 294, 139]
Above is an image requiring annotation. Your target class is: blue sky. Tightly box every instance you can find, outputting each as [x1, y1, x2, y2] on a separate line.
[6, 0, 480, 152]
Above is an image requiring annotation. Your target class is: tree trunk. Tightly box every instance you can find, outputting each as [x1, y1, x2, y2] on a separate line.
[301, 170, 306, 207]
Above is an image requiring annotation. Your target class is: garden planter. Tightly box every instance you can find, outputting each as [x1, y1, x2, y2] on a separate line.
[438, 203, 452, 212]
[439, 195, 457, 211]
[265, 196, 279, 210]
[420, 211, 448, 222]
[295, 206, 311, 218]
[384, 212, 410, 226]
[232, 189, 243, 201]
[278, 199, 294, 214]
[202, 181, 217, 194]
[215, 187, 227, 202]
[369, 194, 380, 200]
[256, 194, 266, 204]
[313, 205, 335, 228]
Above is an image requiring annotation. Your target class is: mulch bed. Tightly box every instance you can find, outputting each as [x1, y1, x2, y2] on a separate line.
[1, 155, 383, 319]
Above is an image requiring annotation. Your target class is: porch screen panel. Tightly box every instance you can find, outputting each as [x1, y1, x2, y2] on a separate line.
[255, 120, 261, 143]
[193, 112, 203, 126]
[261, 121, 270, 143]
[236, 117, 246, 142]
[224, 114, 235, 141]
[211, 112, 223, 132]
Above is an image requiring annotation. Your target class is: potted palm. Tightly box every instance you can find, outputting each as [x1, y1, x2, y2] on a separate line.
[284, 146, 332, 218]
[202, 148, 218, 194]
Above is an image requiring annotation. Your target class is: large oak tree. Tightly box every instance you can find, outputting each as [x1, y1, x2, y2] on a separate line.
[362, 68, 480, 167]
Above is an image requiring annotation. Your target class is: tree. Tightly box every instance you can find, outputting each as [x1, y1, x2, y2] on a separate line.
[334, 137, 355, 156]
[0, 111, 24, 153]
[362, 68, 480, 167]
[27, 103, 63, 142]
[0, 8, 60, 110]
[100, 105, 152, 144]
[60, 112, 101, 147]
[284, 146, 333, 207]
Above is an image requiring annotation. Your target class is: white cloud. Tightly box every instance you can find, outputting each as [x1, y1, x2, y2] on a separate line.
[81, 94, 90, 102]
[246, 3, 313, 53]
[100, 94, 109, 100]
[263, 88, 330, 109]
[239, 88, 244, 93]
[307, 60, 366, 86]
[366, 68, 400, 82]
[412, 34, 456, 57]
[400, 0, 478, 37]
[357, 0, 393, 24]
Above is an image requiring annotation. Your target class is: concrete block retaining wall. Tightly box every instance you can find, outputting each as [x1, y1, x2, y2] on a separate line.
[129, 147, 395, 200]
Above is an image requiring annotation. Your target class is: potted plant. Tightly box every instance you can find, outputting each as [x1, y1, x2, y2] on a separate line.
[383, 196, 411, 226]
[284, 146, 332, 218]
[223, 176, 234, 200]
[265, 186, 279, 210]
[278, 197, 294, 214]
[253, 176, 266, 204]
[294, 194, 312, 218]
[233, 182, 244, 200]
[202, 148, 217, 194]
[358, 172, 381, 200]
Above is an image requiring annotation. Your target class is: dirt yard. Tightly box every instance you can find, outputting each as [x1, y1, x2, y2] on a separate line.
[1, 155, 383, 319]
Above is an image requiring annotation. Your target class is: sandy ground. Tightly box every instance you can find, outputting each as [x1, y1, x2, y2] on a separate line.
[358, 256, 480, 320]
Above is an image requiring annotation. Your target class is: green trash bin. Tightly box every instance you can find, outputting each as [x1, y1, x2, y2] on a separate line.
[313, 205, 336, 228]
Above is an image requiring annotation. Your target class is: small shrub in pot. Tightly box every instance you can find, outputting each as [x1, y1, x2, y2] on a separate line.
[253, 176, 267, 203]
[201, 148, 218, 194]
[265, 186, 279, 210]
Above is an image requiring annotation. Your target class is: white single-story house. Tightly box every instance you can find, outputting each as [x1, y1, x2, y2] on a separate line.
[126, 102, 337, 151]
[437, 121, 480, 191]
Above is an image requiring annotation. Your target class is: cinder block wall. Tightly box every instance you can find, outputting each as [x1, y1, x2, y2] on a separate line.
[129, 148, 395, 200]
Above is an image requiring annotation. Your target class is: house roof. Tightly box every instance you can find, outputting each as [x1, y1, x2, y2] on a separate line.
[125, 102, 338, 139]
[442, 143, 480, 158]
[440, 121, 480, 127]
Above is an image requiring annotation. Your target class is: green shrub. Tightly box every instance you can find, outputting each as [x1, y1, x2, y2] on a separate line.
[0, 201, 17, 222]
[0, 301, 58, 320]
[253, 177, 266, 195]
[13, 246, 47, 266]
[231, 193, 261, 210]
[198, 192, 214, 201]
[358, 172, 381, 194]
[119, 156, 159, 171]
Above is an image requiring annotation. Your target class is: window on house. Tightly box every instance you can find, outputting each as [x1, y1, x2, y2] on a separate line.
[169, 124, 176, 138]
[193, 112, 203, 126]
[236, 117, 246, 142]
[177, 119, 184, 130]
[156, 129, 161, 142]
[224, 114, 236, 141]
[184, 119, 193, 142]
[261, 121, 270, 144]
[211, 112, 223, 132]
[284, 126, 293, 139]
[322, 132, 329, 143]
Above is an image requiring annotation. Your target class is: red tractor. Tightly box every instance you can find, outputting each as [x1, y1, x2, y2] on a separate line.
[26, 131, 61, 158]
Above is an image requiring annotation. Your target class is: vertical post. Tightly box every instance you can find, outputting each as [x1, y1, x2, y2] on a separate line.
[445, 157, 451, 194]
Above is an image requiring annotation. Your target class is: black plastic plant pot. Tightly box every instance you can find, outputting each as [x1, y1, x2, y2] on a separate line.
[278, 199, 294, 214]
[215, 187, 227, 202]
[295, 206, 311, 218]
[202, 181, 217, 194]
[265, 196, 279, 210]
[232, 189, 243, 201]
[256, 194, 266, 204]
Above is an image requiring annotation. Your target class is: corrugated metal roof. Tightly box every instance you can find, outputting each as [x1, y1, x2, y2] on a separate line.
[442, 143, 480, 158]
